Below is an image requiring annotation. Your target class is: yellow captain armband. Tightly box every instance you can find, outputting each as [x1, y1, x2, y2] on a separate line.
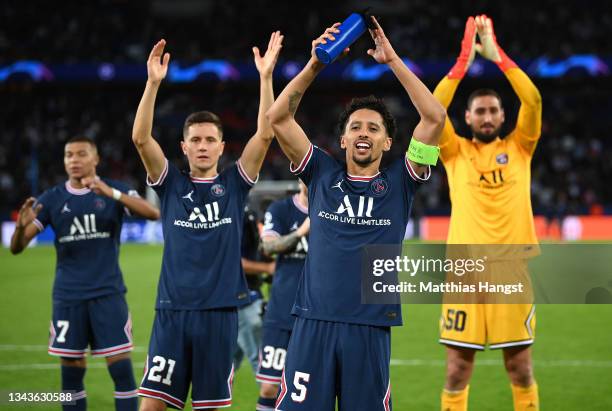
[407, 139, 440, 166]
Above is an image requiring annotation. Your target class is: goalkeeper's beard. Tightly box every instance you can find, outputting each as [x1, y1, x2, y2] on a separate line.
[471, 124, 502, 143]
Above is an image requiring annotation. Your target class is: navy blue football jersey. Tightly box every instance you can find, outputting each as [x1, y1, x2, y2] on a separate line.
[148, 159, 255, 310]
[261, 195, 309, 330]
[241, 206, 264, 299]
[34, 179, 138, 302]
[290, 144, 430, 327]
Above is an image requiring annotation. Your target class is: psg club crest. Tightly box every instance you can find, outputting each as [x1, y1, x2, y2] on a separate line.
[210, 183, 226, 197]
[370, 178, 389, 197]
[94, 198, 106, 210]
[496, 153, 509, 165]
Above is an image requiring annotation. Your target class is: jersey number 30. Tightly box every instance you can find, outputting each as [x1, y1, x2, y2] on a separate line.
[261, 346, 286, 371]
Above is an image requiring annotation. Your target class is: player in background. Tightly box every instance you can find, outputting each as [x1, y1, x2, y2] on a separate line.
[267, 17, 445, 410]
[255, 180, 309, 411]
[10, 136, 160, 411]
[132, 31, 283, 411]
[234, 205, 275, 373]
[434, 15, 542, 411]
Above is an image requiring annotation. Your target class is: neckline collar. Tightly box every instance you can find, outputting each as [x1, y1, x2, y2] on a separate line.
[346, 171, 381, 182]
[65, 181, 91, 195]
[190, 174, 218, 183]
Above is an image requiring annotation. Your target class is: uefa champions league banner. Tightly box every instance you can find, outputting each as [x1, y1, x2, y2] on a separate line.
[1, 55, 610, 83]
[1, 221, 165, 247]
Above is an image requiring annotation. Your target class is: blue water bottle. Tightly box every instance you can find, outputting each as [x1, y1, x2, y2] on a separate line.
[314, 12, 369, 64]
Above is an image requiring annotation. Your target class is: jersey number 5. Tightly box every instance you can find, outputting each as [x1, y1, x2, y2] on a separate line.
[291, 371, 310, 402]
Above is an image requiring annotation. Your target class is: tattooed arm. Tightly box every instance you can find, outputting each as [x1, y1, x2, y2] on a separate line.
[265, 65, 320, 165]
[266, 24, 341, 165]
[261, 232, 301, 256]
[261, 218, 310, 257]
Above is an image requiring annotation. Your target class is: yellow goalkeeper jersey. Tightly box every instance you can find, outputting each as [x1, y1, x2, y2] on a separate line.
[433, 68, 542, 249]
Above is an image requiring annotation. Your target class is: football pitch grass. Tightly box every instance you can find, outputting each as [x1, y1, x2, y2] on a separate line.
[1, 244, 611, 410]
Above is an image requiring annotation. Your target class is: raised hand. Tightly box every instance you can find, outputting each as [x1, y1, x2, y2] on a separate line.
[147, 39, 170, 83]
[474, 15, 502, 62]
[81, 176, 112, 197]
[16, 197, 42, 228]
[448, 16, 477, 79]
[474, 15, 516, 71]
[253, 31, 284, 78]
[310, 23, 349, 62]
[366, 16, 399, 64]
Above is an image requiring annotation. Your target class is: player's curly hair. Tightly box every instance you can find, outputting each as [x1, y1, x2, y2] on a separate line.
[336, 95, 397, 139]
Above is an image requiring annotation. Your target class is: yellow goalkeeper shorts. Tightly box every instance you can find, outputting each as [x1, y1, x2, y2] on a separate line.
[439, 259, 536, 349]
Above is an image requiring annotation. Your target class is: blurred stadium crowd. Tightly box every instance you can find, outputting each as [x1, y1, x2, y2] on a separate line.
[2, 0, 611, 63]
[1, 0, 611, 219]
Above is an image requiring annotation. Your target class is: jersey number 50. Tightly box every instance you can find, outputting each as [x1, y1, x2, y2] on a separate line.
[443, 309, 467, 332]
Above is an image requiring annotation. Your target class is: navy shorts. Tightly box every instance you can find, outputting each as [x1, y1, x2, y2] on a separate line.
[48, 293, 133, 358]
[138, 308, 238, 410]
[276, 317, 392, 411]
[256, 326, 292, 385]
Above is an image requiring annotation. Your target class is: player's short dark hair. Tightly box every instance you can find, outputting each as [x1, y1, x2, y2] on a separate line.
[337, 95, 397, 139]
[65, 136, 97, 151]
[183, 111, 223, 140]
[467, 89, 503, 109]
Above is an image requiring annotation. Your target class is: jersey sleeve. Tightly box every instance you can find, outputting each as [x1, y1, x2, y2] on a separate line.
[504, 68, 543, 156]
[235, 159, 259, 189]
[33, 190, 54, 232]
[388, 154, 432, 200]
[289, 144, 339, 186]
[221, 160, 258, 206]
[262, 200, 288, 238]
[433, 76, 462, 163]
[146, 158, 180, 198]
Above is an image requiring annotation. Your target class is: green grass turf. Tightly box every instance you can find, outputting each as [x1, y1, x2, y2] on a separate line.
[1, 244, 611, 410]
